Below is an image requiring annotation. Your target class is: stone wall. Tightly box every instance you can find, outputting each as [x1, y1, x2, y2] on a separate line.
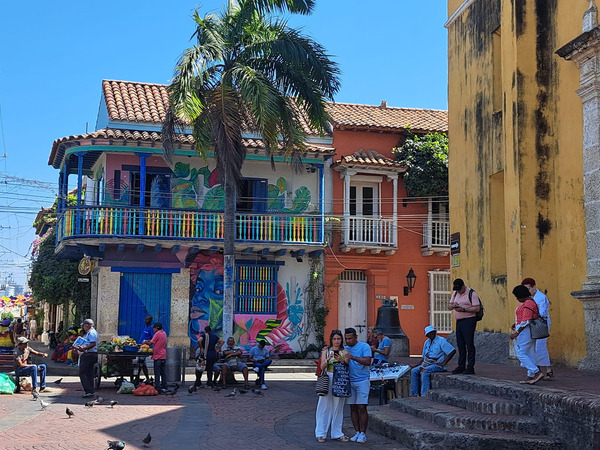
[445, 331, 510, 364]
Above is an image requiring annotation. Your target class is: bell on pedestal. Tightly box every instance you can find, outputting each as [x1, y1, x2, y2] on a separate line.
[374, 298, 409, 357]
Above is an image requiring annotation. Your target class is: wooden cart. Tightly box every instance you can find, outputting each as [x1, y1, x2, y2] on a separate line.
[93, 351, 148, 389]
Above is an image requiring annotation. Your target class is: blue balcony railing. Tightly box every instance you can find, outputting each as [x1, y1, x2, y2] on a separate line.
[57, 206, 324, 245]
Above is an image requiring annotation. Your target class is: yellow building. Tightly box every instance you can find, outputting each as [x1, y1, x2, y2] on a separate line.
[446, 0, 593, 366]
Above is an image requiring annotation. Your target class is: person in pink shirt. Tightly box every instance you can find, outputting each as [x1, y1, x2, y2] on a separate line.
[144, 322, 168, 392]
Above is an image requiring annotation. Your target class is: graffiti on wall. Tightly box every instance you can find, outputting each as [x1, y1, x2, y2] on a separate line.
[188, 251, 304, 353]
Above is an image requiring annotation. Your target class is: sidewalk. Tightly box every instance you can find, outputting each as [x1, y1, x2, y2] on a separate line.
[2, 341, 597, 449]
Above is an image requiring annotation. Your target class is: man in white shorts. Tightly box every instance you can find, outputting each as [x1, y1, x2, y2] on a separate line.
[343, 327, 372, 443]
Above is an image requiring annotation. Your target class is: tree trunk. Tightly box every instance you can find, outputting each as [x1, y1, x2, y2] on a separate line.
[222, 170, 236, 339]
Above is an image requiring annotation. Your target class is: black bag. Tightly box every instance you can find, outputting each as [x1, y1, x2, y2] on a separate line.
[316, 373, 329, 396]
[468, 289, 484, 322]
[331, 362, 351, 398]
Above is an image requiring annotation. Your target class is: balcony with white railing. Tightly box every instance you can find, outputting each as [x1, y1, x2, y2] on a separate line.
[340, 216, 397, 254]
[421, 220, 450, 256]
[56, 206, 324, 247]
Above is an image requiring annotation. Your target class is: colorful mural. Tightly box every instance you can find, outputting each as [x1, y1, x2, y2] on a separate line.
[104, 179, 130, 205]
[188, 252, 304, 354]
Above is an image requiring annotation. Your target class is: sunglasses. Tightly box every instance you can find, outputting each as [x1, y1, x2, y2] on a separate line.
[331, 329, 341, 334]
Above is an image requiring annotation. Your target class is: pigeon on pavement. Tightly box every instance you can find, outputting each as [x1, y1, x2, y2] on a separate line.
[40, 399, 51, 410]
[188, 385, 197, 395]
[109, 400, 118, 408]
[66, 407, 75, 418]
[53, 378, 63, 386]
[85, 400, 95, 408]
[224, 388, 237, 398]
[31, 390, 39, 400]
[251, 388, 264, 396]
[142, 433, 152, 447]
[106, 440, 126, 450]
[95, 396, 104, 404]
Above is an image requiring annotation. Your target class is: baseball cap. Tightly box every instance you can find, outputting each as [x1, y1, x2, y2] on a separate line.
[452, 278, 465, 291]
[17, 336, 29, 344]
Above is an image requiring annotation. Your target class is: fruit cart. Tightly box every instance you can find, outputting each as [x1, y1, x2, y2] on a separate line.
[93, 337, 153, 389]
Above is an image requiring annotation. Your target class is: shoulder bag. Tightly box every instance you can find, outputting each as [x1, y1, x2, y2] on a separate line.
[331, 361, 351, 398]
[525, 306, 550, 339]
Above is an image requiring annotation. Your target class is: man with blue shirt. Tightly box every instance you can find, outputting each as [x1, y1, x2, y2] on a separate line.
[410, 325, 456, 396]
[343, 327, 372, 444]
[371, 330, 391, 365]
[248, 339, 272, 390]
[74, 318, 99, 398]
[138, 315, 154, 382]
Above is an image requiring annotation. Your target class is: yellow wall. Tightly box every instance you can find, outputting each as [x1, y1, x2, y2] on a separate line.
[447, 0, 587, 365]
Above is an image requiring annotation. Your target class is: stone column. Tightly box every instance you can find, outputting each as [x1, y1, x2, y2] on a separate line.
[557, 1, 600, 370]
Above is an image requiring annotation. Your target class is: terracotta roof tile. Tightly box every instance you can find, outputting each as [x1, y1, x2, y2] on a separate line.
[334, 149, 406, 170]
[326, 102, 448, 133]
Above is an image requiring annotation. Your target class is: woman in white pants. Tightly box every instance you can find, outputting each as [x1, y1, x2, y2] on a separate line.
[510, 285, 544, 385]
[315, 330, 349, 443]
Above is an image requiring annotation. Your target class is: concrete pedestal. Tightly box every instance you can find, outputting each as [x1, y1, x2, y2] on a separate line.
[571, 287, 600, 371]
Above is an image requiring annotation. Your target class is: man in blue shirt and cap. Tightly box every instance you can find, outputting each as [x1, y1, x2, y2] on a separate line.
[138, 315, 154, 382]
[410, 325, 456, 396]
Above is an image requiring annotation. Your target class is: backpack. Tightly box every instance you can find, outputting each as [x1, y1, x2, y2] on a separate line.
[468, 289, 484, 322]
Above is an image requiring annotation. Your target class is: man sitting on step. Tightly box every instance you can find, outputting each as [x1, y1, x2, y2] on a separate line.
[410, 326, 456, 397]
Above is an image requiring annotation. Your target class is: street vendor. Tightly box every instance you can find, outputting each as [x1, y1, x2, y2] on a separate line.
[137, 315, 154, 382]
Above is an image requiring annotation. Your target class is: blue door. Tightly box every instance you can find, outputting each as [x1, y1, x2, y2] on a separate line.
[118, 272, 172, 338]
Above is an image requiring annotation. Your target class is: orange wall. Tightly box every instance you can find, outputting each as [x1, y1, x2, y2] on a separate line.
[325, 130, 450, 355]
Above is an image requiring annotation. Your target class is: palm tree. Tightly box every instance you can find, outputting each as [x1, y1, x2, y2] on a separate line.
[162, 0, 340, 338]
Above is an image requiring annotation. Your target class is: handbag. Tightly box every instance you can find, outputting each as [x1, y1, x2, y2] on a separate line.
[316, 372, 329, 396]
[331, 361, 351, 398]
[196, 332, 210, 371]
[525, 306, 550, 339]
[529, 317, 550, 339]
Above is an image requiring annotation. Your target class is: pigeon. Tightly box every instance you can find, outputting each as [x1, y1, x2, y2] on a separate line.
[224, 388, 237, 398]
[66, 407, 75, 418]
[142, 433, 152, 447]
[40, 399, 51, 410]
[106, 440, 126, 450]
[95, 396, 104, 404]
[188, 385, 197, 395]
[53, 378, 63, 386]
[251, 388, 264, 396]
[109, 400, 118, 408]
[31, 390, 39, 400]
[238, 389, 247, 395]
[85, 400, 95, 408]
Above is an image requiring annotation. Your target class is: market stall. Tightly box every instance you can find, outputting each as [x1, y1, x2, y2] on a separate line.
[93, 336, 152, 389]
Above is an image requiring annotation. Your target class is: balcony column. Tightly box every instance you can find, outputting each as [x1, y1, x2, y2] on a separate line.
[388, 174, 398, 246]
[75, 151, 87, 235]
[318, 163, 325, 243]
[342, 169, 356, 245]
[136, 153, 150, 234]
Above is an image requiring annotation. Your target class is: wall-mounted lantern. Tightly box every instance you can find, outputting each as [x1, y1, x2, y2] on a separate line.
[403, 268, 417, 296]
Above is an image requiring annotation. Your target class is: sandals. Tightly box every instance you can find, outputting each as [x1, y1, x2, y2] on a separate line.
[335, 436, 350, 442]
[317, 437, 326, 443]
[545, 371, 554, 380]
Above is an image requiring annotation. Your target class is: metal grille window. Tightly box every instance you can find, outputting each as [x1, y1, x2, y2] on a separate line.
[339, 270, 367, 282]
[429, 271, 452, 333]
[235, 263, 279, 314]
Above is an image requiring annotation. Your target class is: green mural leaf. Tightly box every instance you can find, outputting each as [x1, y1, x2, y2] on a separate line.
[202, 186, 225, 210]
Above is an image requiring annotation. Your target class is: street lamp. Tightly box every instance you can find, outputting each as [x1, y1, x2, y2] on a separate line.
[404, 268, 417, 296]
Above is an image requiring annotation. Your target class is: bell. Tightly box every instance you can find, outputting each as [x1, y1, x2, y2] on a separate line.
[374, 299, 409, 357]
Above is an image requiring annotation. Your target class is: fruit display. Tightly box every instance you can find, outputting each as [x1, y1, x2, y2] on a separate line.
[97, 336, 140, 352]
[139, 344, 153, 353]
[133, 383, 158, 396]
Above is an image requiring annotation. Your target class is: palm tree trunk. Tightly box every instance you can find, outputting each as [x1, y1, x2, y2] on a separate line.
[222, 170, 236, 339]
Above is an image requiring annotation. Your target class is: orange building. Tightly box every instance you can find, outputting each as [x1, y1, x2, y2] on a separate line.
[324, 102, 449, 354]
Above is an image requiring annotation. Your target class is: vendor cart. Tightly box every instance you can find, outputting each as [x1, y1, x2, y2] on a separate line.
[93, 351, 148, 389]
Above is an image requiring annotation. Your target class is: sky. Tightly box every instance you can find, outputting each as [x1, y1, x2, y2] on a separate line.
[0, 0, 448, 287]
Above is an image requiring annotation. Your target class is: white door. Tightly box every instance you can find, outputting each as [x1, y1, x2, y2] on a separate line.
[338, 270, 368, 341]
[429, 270, 452, 333]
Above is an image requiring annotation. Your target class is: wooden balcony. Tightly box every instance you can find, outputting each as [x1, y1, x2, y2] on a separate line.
[340, 216, 397, 255]
[56, 206, 324, 247]
[421, 220, 450, 256]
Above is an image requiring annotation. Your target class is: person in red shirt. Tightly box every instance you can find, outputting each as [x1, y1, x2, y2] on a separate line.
[144, 322, 168, 392]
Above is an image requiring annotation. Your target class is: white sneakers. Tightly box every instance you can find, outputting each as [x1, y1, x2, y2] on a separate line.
[261, 384, 268, 390]
[350, 432, 367, 443]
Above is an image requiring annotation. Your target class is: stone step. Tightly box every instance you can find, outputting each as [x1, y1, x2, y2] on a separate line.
[389, 397, 544, 435]
[369, 406, 564, 450]
[431, 373, 534, 400]
[427, 388, 529, 415]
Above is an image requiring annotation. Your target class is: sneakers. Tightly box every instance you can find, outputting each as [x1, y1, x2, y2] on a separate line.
[356, 432, 367, 443]
[253, 367, 260, 373]
[350, 432, 361, 442]
[39, 387, 51, 393]
[261, 384, 268, 390]
[451, 367, 465, 374]
[82, 393, 94, 398]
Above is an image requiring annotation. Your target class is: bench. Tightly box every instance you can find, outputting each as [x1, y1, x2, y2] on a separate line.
[0, 352, 31, 393]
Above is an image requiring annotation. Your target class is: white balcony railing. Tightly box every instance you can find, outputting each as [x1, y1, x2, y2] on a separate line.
[422, 220, 450, 249]
[343, 216, 397, 247]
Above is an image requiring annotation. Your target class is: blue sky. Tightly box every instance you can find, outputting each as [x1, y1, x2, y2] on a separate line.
[0, 0, 448, 286]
